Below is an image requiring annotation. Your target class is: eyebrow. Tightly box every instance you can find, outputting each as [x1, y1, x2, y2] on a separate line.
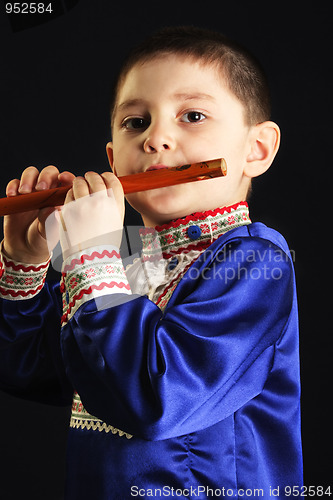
[116, 98, 148, 113]
[173, 92, 216, 102]
[115, 92, 215, 114]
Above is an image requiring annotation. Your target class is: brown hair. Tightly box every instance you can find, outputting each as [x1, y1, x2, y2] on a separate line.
[110, 26, 271, 128]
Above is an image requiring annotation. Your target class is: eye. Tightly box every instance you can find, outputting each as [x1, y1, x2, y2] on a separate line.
[181, 111, 206, 123]
[121, 117, 150, 130]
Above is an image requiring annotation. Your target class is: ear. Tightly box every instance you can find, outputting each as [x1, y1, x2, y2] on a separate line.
[106, 142, 117, 175]
[244, 121, 281, 178]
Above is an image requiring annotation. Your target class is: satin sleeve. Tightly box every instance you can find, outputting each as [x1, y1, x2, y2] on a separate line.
[61, 231, 296, 440]
[0, 281, 73, 405]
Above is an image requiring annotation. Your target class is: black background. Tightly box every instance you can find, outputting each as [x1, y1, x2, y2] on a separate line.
[0, 1, 331, 498]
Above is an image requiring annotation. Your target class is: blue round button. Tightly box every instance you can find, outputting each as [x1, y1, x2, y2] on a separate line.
[187, 225, 202, 240]
[167, 256, 179, 271]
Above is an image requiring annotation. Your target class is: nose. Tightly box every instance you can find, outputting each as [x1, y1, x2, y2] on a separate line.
[144, 141, 170, 153]
[143, 122, 175, 153]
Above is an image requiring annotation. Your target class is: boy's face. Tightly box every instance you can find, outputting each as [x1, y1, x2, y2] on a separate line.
[108, 55, 254, 227]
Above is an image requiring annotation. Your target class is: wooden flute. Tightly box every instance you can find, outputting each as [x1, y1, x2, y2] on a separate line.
[0, 158, 227, 216]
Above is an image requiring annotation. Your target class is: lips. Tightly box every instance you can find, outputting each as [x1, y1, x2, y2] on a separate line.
[146, 164, 169, 171]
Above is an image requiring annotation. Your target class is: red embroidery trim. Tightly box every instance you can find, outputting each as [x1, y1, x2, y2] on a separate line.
[63, 249, 121, 273]
[61, 281, 131, 325]
[0, 283, 45, 297]
[2, 255, 50, 272]
[162, 240, 213, 259]
[153, 202, 248, 232]
[156, 258, 197, 307]
[140, 203, 249, 260]
[140, 240, 213, 262]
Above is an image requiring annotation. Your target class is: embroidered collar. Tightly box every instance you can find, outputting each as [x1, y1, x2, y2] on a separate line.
[140, 201, 250, 259]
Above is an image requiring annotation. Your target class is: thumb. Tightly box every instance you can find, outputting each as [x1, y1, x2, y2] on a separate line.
[38, 207, 57, 237]
[39, 208, 60, 252]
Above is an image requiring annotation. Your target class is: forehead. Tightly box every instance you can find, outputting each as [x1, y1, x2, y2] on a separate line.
[116, 55, 227, 103]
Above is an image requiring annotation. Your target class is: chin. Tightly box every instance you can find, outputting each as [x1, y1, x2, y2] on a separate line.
[126, 186, 197, 226]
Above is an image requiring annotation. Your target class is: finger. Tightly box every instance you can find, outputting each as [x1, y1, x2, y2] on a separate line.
[101, 171, 124, 199]
[71, 176, 90, 200]
[84, 171, 108, 194]
[6, 178, 20, 197]
[101, 172, 125, 223]
[18, 166, 40, 194]
[37, 206, 59, 237]
[64, 187, 75, 205]
[35, 165, 61, 191]
[58, 171, 76, 187]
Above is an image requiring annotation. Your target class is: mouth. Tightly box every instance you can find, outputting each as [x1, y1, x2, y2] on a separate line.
[146, 164, 170, 172]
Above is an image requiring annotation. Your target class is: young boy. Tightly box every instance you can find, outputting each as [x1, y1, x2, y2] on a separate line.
[0, 27, 302, 498]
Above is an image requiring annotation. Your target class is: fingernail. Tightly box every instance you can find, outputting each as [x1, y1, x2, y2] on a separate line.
[36, 181, 47, 190]
[18, 184, 29, 193]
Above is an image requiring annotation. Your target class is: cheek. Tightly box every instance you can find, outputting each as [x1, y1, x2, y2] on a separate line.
[189, 127, 238, 165]
[112, 144, 135, 176]
[220, 134, 249, 177]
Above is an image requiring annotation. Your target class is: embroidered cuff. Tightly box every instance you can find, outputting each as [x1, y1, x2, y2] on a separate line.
[0, 242, 51, 300]
[60, 246, 131, 325]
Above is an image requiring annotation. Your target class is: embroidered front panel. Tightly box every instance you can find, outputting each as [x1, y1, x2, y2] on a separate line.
[70, 203, 251, 438]
[147, 251, 202, 311]
[0, 249, 50, 300]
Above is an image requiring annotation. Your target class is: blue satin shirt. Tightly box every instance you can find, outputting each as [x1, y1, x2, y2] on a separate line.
[0, 206, 303, 499]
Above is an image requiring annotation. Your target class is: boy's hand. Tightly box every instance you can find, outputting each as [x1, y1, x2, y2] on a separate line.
[3, 166, 75, 263]
[58, 171, 125, 260]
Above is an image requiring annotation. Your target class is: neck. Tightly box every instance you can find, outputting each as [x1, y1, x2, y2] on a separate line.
[141, 200, 247, 228]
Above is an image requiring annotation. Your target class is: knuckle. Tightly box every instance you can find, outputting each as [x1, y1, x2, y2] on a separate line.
[41, 165, 59, 175]
[102, 171, 113, 178]
[74, 176, 86, 184]
[84, 171, 99, 178]
[23, 165, 39, 176]
[6, 178, 20, 194]
[7, 178, 19, 187]
[102, 171, 121, 187]
[85, 172, 105, 185]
